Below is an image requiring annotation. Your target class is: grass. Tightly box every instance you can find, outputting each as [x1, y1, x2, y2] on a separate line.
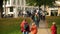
[0, 16, 60, 34]
[46, 16, 60, 34]
[0, 17, 32, 34]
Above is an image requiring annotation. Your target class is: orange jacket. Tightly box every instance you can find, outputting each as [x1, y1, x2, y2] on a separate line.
[31, 25, 37, 34]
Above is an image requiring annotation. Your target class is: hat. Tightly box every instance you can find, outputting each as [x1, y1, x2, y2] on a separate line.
[32, 23, 35, 26]
[52, 22, 56, 25]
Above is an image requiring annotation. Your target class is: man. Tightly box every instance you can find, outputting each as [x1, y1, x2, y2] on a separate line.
[33, 13, 40, 28]
[20, 19, 30, 34]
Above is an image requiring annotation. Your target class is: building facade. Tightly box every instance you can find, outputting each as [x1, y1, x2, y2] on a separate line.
[3, 0, 26, 18]
[3, 0, 60, 18]
[46, 1, 60, 16]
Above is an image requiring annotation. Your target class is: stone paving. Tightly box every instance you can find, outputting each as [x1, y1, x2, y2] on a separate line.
[37, 28, 51, 34]
[29, 20, 51, 34]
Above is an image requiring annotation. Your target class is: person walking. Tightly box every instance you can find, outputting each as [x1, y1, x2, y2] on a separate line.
[50, 22, 57, 34]
[42, 12, 45, 21]
[31, 23, 38, 34]
[33, 13, 40, 28]
[20, 19, 30, 34]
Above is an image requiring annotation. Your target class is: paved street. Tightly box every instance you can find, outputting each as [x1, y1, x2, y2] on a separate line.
[29, 20, 51, 34]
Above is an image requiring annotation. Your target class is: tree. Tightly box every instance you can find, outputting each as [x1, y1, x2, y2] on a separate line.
[26, 0, 56, 11]
[26, 0, 36, 6]
[0, 0, 7, 18]
[0, 0, 3, 18]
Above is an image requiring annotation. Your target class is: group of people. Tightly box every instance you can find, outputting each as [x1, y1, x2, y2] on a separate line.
[20, 19, 37, 34]
[32, 9, 46, 25]
[20, 19, 57, 34]
[20, 7, 57, 34]
[22, 9, 46, 21]
[31, 9, 45, 21]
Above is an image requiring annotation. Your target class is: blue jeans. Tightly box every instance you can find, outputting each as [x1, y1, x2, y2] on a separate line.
[23, 31, 29, 34]
[34, 21, 39, 28]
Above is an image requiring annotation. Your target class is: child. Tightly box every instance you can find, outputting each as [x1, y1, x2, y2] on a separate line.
[51, 22, 57, 34]
[31, 23, 38, 34]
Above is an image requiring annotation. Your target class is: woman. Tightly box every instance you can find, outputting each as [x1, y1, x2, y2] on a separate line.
[51, 22, 57, 34]
[31, 23, 38, 34]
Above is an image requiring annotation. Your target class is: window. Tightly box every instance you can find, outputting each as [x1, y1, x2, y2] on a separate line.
[10, 7, 13, 12]
[7, 0, 10, 4]
[51, 10, 58, 16]
[17, 0, 20, 5]
[13, 0, 16, 5]
[21, 0, 24, 5]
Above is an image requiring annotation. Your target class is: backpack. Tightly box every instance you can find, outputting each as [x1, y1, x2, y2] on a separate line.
[24, 23, 29, 30]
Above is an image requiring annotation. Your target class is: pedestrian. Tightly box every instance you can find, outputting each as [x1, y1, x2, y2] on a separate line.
[42, 12, 45, 21]
[31, 23, 38, 34]
[39, 9, 43, 20]
[20, 19, 30, 34]
[50, 22, 57, 34]
[33, 13, 40, 28]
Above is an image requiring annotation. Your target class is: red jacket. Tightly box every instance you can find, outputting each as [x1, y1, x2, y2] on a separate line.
[51, 25, 57, 34]
[20, 20, 30, 32]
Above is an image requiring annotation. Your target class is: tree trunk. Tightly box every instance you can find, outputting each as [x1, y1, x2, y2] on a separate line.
[0, 10, 1, 18]
[0, 7, 3, 18]
[0, 0, 3, 18]
[44, 5, 46, 12]
[38, 5, 41, 10]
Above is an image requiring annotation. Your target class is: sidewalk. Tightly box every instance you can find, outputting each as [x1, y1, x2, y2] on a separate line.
[29, 20, 51, 34]
[37, 28, 51, 34]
